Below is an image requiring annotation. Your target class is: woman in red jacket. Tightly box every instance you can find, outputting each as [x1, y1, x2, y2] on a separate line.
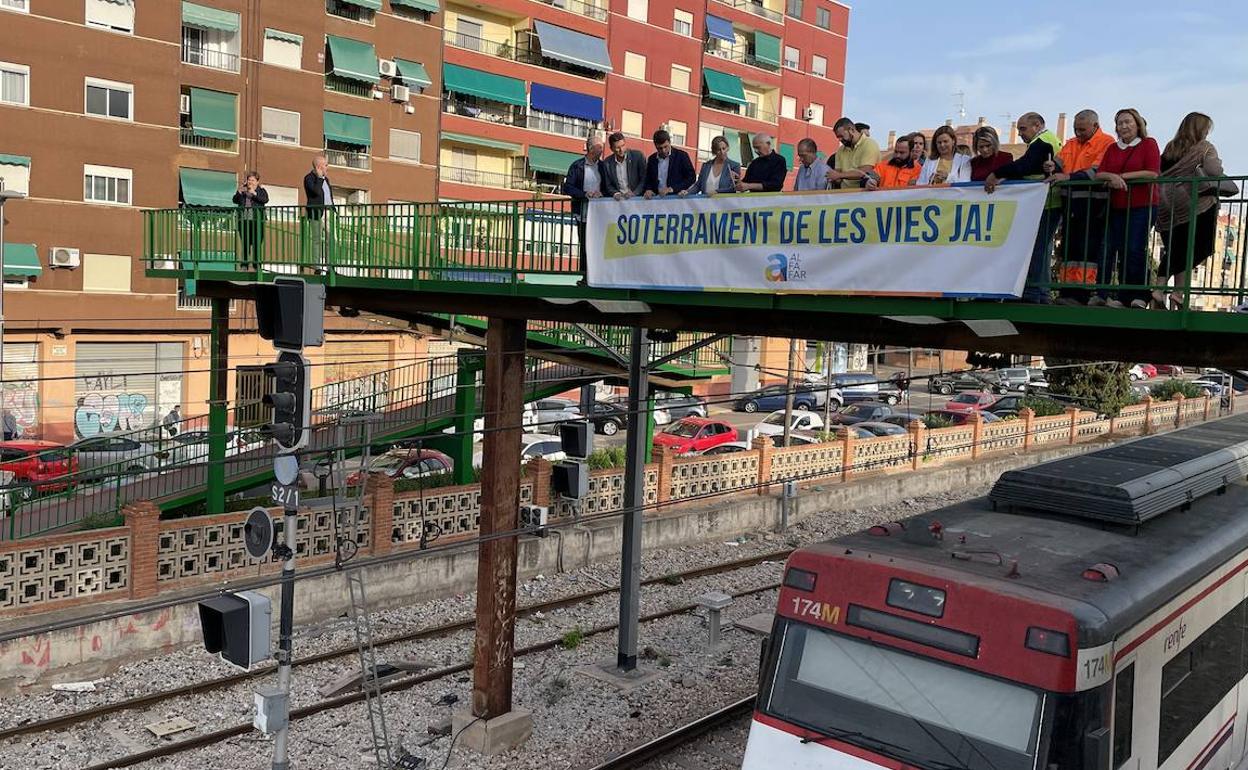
[1092, 108, 1160, 308]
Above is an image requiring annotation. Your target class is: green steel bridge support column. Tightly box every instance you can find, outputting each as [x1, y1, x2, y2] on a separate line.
[450, 349, 481, 484]
[207, 297, 230, 515]
[644, 396, 656, 464]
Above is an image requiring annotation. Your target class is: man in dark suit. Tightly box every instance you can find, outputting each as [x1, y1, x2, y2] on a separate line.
[302, 154, 332, 219]
[562, 134, 606, 261]
[643, 129, 695, 198]
[601, 131, 647, 200]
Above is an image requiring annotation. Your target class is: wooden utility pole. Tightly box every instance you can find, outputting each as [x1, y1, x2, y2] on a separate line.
[472, 317, 527, 719]
[782, 337, 798, 447]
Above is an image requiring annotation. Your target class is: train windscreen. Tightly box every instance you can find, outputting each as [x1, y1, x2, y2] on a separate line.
[762, 619, 1043, 770]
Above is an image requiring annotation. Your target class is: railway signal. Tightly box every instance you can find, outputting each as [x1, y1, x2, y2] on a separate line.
[197, 591, 272, 670]
[261, 351, 310, 452]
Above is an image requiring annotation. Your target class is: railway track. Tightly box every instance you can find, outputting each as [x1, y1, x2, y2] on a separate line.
[584, 696, 756, 770]
[0, 550, 788, 769]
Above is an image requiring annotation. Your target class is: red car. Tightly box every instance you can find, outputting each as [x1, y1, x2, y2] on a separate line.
[345, 448, 453, 485]
[943, 391, 997, 413]
[1153, 364, 1184, 377]
[1134, 363, 1159, 379]
[0, 440, 78, 500]
[652, 417, 738, 455]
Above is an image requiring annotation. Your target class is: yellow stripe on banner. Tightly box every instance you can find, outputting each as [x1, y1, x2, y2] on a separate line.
[602, 198, 1019, 260]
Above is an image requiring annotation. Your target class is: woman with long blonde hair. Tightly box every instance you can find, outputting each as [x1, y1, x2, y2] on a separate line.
[1154, 112, 1225, 308]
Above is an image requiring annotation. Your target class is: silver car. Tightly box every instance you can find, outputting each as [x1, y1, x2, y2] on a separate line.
[70, 435, 166, 478]
[530, 398, 582, 433]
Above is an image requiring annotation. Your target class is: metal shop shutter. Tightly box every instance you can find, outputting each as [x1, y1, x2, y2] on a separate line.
[73, 342, 183, 438]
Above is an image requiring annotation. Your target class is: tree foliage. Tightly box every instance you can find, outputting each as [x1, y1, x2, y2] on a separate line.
[1044, 360, 1138, 416]
[1020, 395, 1067, 417]
[1150, 378, 1205, 401]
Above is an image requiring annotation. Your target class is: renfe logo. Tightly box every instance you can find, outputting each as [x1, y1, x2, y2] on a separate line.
[765, 253, 788, 282]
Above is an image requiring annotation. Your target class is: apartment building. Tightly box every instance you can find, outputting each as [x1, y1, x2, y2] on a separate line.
[0, 0, 442, 441]
[436, 0, 849, 200]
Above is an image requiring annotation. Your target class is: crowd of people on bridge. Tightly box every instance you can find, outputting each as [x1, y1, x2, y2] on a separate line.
[564, 108, 1230, 310]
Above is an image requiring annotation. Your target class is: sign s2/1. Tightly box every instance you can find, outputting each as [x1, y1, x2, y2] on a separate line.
[271, 482, 299, 509]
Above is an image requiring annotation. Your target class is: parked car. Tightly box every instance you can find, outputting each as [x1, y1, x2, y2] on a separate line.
[754, 410, 825, 437]
[926, 409, 1002, 427]
[996, 368, 1032, 392]
[826, 372, 902, 405]
[879, 411, 926, 429]
[1153, 364, 1185, 377]
[70, 435, 168, 478]
[854, 421, 909, 437]
[1191, 379, 1224, 397]
[346, 448, 453, 485]
[652, 418, 738, 455]
[530, 398, 582, 431]
[587, 401, 628, 436]
[826, 402, 893, 426]
[0, 441, 77, 501]
[168, 430, 262, 466]
[985, 394, 1026, 418]
[928, 371, 996, 396]
[652, 391, 708, 420]
[733, 384, 829, 413]
[1128, 364, 1157, 381]
[944, 391, 998, 413]
[472, 433, 568, 469]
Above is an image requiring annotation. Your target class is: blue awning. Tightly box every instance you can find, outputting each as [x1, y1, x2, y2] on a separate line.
[529, 83, 603, 122]
[533, 21, 612, 73]
[706, 15, 735, 43]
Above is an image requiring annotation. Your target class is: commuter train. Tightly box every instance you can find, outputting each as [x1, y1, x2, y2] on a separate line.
[745, 415, 1248, 770]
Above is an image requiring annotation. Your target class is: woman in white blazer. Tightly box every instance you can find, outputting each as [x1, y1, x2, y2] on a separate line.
[918, 125, 971, 185]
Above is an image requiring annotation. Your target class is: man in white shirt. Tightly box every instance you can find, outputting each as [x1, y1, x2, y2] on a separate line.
[601, 132, 647, 199]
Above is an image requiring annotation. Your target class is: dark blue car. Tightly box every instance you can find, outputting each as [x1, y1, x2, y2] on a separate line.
[734, 384, 829, 413]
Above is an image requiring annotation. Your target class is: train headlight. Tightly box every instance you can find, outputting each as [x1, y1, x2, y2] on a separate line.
[1025, 626, 1071, 657]
[886, 578, 946, 618]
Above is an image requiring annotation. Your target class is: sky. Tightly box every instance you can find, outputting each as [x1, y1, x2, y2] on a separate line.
[842, 2, 1248, 172]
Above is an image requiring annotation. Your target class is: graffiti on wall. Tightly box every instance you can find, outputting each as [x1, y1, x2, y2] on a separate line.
[74, 375, 150, 438]
[0, 609, 179, 689]
[1, 382, 39, 437]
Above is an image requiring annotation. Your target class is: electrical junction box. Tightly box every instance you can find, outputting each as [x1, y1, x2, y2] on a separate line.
[254, 686, 289, 734]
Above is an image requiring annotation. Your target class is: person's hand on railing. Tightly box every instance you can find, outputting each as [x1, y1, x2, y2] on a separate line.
[1047, 172, 1070, 183]
[1100, 172, 1127, 191]
[983, 173, 1001, 194]
[1042, 159, 1057, 176]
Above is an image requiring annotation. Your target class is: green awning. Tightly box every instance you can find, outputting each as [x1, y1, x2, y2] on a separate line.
[442, 63, 526, 107]
[326, 35, 380, 84]
[392, 0, 440, 10]
[264, 28, 302, 44]
[441, 132, 521, 153]
[0, 154, 30, 167]
[703, 68, 746, 106]
[779, 142, 795, 167]
[2, 244, 41, 278]
[181, 1, 239, 32]
[179, 168, 236, 207]
[323, 111, 372, 147]
[527, 146, 581, 175]
[188, 88, 237, 141]
[342, 0, 381, 9]
[754, 31, 781, 66]
[394, 59, 432, 87]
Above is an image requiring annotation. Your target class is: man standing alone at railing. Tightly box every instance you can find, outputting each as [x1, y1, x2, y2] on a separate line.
[303, 154, 333, 271]
[233, 171, 268, 271]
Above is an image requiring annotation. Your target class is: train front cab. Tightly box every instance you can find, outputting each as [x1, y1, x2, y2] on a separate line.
[743, 549, 1248, 770]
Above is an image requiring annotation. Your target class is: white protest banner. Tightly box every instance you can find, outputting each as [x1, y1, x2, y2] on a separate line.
[585, 183, 1048, 297]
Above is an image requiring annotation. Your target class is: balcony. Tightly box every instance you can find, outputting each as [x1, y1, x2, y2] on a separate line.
[326, 147, 372, 170]
[443, 28, 524, 61]
[327, 0, 375, 23]
[742, 102, 778, 122]
[535, 0, 607, 22]
[526, 110, 595, 139]
[181, 43, 240, 73]
[443, 95, 526, 128]
[714, 0, 783, 23]
[440, 165, 534, 191]
[325, 75, 374, 98]
[704, 41, 780, 73]
[179, 128, 237, 153]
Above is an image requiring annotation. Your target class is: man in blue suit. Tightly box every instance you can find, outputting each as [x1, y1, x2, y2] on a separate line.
[562, 134, 606, 260]
[601, 131, 647, 200]
[643, 129, 695, 199]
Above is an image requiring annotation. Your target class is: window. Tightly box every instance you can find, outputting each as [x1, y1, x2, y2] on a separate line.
[1158, 599, 1246, 764]
[85, 78, 132, 120]
[783, 46, 799, 70]
[624, 51, 646, 80]
[673, 8, 693, 36]
[389, 129, 422, 163]
[0, 155, 29, 195]
[669, 64, 691, 92]
[182, 5, 241, 73]
[261, 107, 300, 144]
[0, 62, 28, 106]
[83, 254, 132, 293]
[620, 109, 642, 138]
[780, 95, 796, 119]
[808, 102, 824, 125]
[450, 147, 477, 170]
[85, 0, 134, 33]
[785, 0, 803, 18]
[698, 122, 722, 160]
[327, 0, 375, 23]
[0, 0, 28, 12]
[263, 29, 303, 69]
[1112, 664, 1133, 769]
[816, 6, 831, 28]
[265, 185, 298, 208]
[83, 164, 131, 205]
[812, 55, 827, 78]
[667, 119, 687, 146]
[626, 0, 647, 22]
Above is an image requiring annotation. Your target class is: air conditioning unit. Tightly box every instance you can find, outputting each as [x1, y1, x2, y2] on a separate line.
[50, 247, 80, 269]
[404, 104, 415, 115]
[180, 94, 191, 115]
[378, 59, 396, 78]
[803, 106, 816, 121]
[391, 84, 410, 103]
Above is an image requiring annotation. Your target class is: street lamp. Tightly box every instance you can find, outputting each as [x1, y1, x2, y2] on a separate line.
[0, 189, 28, 442]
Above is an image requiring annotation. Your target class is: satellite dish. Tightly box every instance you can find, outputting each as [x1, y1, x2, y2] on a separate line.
[274, 454, 299, 486]
[243, 507, 274, 559]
